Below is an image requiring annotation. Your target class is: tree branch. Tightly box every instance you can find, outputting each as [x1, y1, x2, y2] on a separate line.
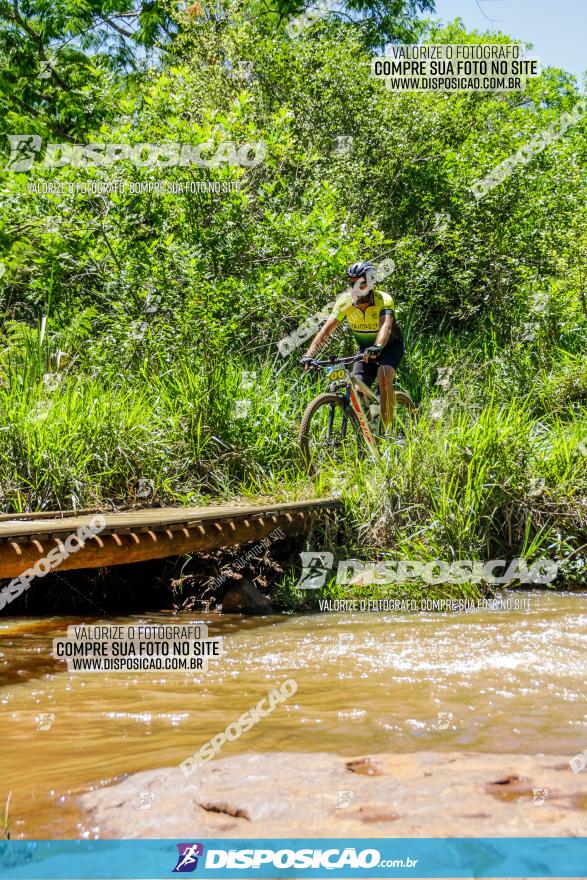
[11, 0, 71, 91]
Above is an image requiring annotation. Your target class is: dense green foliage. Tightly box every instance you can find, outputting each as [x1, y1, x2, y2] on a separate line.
[1, 0, 586, 596]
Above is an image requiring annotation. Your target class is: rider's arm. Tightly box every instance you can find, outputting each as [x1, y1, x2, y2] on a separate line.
[305, 317, 340, 358]
[374, 313, 394, 348]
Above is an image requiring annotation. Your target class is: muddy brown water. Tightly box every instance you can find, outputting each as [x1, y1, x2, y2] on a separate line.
[0, 591, 586, 839]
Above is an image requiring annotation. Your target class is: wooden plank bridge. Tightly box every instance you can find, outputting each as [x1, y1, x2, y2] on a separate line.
[0, 498, 340, 580]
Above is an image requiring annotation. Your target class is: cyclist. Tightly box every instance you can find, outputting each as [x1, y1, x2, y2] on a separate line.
[302, 261, 404, 431]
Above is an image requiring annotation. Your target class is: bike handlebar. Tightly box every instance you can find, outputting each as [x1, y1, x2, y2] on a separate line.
[304, 354, 363, 369]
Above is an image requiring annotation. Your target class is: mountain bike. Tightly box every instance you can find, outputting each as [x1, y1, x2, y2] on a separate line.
[299, 354, 416, 471]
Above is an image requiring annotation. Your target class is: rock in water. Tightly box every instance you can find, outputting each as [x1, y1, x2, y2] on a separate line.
[221, 579, 273, 614]
[79, 751, 587, 839]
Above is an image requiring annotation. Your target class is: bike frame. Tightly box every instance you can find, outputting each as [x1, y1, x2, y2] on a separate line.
[340, 376, 379, 448]
[312, 354, 382, 452]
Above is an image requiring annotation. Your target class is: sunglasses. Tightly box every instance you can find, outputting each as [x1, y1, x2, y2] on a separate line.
[349, 277, 369, 290]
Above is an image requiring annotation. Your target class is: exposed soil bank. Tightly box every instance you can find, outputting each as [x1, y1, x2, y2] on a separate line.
[0, 534, 303, 614]
[80, 751, 587, 838]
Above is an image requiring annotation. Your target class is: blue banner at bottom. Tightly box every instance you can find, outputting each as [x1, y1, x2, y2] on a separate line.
[0, 838, 586, 879]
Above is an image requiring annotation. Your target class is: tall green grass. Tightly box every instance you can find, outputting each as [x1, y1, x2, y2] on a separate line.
[0, 318, 315, 509]
[1, 313, 585, 595]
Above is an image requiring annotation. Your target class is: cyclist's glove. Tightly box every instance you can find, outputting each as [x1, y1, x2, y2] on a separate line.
[363, 344, 383, 363]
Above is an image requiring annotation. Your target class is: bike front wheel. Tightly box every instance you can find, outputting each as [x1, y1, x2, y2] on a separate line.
[299, 393, 364, 473]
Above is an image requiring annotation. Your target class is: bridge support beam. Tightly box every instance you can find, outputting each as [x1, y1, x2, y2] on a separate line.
[0, 500, 339, 581]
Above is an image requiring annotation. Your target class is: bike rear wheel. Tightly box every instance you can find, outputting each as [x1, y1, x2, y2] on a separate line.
[299, 393, 364, 473]
[370, 390, 416, 435]
[394, 391, 416, 412]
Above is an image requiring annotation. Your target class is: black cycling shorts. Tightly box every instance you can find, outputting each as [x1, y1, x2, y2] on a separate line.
[351, 338, 405, 388]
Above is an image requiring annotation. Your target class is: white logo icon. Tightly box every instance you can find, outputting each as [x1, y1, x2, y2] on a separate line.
[40, 60, 54, 79]
[5, 134, 42, 171]
[433, 212, 450, 234]
[136, 478, 153, 499]
[528, 477, 545, 497]
[241, 370, 257, 391]
[532, 292, 548, 314]
[296, 552, 335, 589]
[429, 398, 446, 421]
[138, 792, 155, 810]
[336, 790, 354, 808]
[144, 293, 161, 314]
[237, 61, 254, 80]
[569, 749, 587, 774]
[433, 711, 454, 730]
[37, 712, 55, 730]
[234, 399, 251, 419]
[334, 135, 353, 155]
[436, 367, 453, 389]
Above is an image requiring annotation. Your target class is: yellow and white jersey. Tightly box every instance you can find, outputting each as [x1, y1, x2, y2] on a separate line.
[329, 289, 398, 346]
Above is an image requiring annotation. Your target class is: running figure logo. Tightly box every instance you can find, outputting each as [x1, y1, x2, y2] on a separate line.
[4, 134, 42, 171]
[173, 843, 204, 872]
[296, 552, 334, 589]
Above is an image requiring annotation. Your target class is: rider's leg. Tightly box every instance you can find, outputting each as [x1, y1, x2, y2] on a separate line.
[376, 338, 404, 430]
[378, 365, 396, 430]
[351, 348, 376, 406]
